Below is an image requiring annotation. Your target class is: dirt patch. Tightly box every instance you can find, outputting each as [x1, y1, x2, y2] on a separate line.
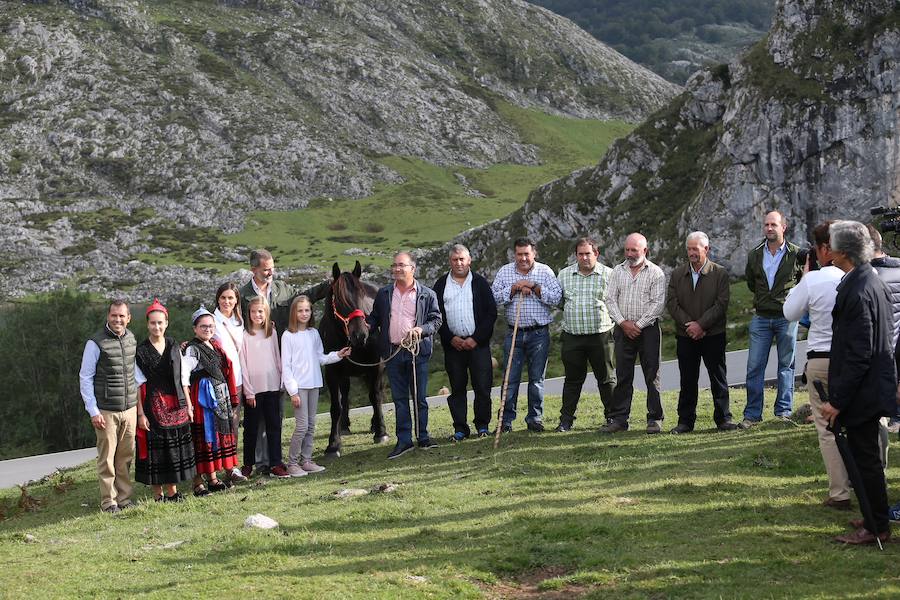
[481, 566, 591, 599]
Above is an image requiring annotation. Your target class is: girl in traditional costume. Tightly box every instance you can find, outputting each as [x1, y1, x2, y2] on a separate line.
[135, 299, 196, 501]
[182, 306, 239, 496]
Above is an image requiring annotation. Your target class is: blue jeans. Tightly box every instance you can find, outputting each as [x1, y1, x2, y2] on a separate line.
[501, 325, 550, 426]
[744, 315, 798, 421]
[385, 348, 430, 445]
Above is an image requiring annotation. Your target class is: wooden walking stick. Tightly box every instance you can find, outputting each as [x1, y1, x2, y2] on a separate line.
[494, 293, 524, 449]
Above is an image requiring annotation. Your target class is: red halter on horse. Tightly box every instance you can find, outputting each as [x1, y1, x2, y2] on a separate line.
[331, 295, 366, 339]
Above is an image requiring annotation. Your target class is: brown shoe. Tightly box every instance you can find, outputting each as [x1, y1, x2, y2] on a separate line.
[599, 420, 628, 434]
[834, 526, 890, 545]
[849, 518, 865, 529]
[823, 497, 853, 511]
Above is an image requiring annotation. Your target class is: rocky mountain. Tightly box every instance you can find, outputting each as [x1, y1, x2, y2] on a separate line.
[426, 0, 900, 279]
[0, 0, 677, 300]
[531, 0, 775, 84]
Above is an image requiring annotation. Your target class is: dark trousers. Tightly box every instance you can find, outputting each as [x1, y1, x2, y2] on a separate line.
[610, 321, 663, 424]
[444, 344, 493, 435]
[386, 348, 430, 445]
[675, 332, 732, 428]
[243, 390, 283, 468]
[846, 418, 890, 534]
[560, 330, 616, 425]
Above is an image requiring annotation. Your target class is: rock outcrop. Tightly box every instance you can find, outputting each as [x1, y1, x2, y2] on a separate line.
[426, 0, 900, 279]
[0, 0, 678, 299]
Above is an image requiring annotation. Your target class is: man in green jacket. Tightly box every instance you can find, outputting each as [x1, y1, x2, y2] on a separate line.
[239, 249, 331, 337]
[666, 232, 740, 433]
[741, 210, 803, 427]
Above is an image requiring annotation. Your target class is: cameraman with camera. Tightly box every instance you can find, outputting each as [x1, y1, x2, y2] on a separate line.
[783, 221, 851, 510]
[868, 224, 900, 436]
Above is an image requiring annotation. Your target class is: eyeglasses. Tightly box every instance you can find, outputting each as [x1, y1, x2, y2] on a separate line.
[196, 324, 215, 330]
[391, 263, 412, 269]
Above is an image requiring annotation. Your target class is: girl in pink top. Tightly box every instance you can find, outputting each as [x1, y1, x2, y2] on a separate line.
[239, 297, 287, 478]
[281, 296, 350, 476]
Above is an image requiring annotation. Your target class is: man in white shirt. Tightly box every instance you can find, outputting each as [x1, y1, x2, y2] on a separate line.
[78, 300, 139, 513]
[433, 244, 497, 440]
[783, 220, 851, 510]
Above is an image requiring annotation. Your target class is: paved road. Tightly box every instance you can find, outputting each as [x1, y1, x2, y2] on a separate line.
[0, 342, 805, 489]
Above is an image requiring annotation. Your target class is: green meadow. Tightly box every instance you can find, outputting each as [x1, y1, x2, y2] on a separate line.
[2, 390, 898, 598]
[141, 104, 632, 274]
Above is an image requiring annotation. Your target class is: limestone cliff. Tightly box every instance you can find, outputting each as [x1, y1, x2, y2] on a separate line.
[428, 0, 900, 278]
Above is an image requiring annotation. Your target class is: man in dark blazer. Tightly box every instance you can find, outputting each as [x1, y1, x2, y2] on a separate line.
[433, 244, 497, 440]
[666, 232, 739, 433]
[821, 221, 896, 545]
[368, 251, 443, 459]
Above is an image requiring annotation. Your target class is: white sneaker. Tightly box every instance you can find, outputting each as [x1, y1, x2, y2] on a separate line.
[287, 464, 308, 478]
[230, 466, 248, 482]
[301, 460, 326, 473]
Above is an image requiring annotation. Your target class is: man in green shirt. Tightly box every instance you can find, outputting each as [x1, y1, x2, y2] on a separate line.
[555, 237, 616, 431]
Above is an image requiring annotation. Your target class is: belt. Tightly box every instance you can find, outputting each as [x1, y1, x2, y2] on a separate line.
[807, 351, 830, 359]
[515, 324, 548, 332]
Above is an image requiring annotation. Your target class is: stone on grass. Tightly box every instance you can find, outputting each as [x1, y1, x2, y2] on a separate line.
[334, 488, 369, 499]
[244, 514, 279, 529]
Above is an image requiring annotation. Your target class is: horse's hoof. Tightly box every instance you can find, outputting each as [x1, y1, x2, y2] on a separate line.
[340, 427, 352, 436]
[324, 448, 341, 459]
[374, 435, 390, 444]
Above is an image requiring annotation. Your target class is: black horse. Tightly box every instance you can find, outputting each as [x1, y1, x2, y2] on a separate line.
[319, 261, 389, 457]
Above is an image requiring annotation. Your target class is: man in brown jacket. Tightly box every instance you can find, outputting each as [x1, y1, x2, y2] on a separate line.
[666, 232, 739, 433]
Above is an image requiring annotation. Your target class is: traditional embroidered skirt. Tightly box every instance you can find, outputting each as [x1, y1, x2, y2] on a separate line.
[191, 391, 238, 475]
[135, 391, 196, 485]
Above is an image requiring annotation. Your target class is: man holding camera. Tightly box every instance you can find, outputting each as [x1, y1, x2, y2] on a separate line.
[783, 221, 851, 510]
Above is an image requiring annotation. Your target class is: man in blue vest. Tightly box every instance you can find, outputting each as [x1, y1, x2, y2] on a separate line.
[79, 300, 139, 513]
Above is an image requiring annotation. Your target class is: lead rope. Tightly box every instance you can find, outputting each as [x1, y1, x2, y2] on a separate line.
[401, 329, 423, 441]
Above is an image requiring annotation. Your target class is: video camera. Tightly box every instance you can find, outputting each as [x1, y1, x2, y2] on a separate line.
[871, 206, 900, 232]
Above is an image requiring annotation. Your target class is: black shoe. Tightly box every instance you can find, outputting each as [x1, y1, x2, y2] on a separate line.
[526, 422, 545, 433]
[555, 422, 572, 432]
[717, 421, 740, 431]
[101, 504, 121, 513]
[164, 492, 186, 503]
[500, 424, 512, 433]
[418, 438, 438, 450]
[387, 443, 415, 459]
[208, 480, 230, 492]
[476, 428, 490, 438]
[670, 424, 694, 434]
[448, 431, 467, 442]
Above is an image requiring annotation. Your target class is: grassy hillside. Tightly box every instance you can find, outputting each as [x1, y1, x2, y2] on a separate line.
[2, 391, 898, 598]
[137, 103, 633, 275]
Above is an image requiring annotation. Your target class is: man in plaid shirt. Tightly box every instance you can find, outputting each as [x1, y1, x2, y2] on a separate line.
[555, 237, 616, 432]
[603, 233, 666, 434]
[491, 237, 562, 432]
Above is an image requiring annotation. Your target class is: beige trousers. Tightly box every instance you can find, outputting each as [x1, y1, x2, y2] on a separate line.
[95, 406, 137, 509]
[806, 358, 851, 502]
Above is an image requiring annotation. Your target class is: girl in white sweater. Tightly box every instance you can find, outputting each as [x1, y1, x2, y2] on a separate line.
[281, 296, 350, 476]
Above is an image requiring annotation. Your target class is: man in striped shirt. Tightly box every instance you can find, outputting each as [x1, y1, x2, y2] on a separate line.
[603, 233, 666, 434]
[555, 237, 616, 432]
[491, 237, 563, 432]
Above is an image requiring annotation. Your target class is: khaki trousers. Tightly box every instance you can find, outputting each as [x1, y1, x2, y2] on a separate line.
[95, 406, 137, 509]
[806, 358, 850, 502]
